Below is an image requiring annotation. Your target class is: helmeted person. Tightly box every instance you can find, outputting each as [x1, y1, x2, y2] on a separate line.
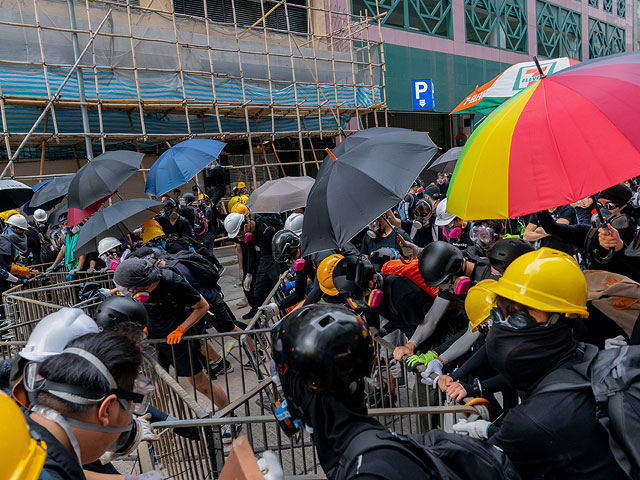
[360, 213, 412, 256]
[435, 199, 473, 251]
[452, 248, 626, 479]
[259, 229, 315, 319]
[0, 214, 38, 309]
[94, 294, 149, 335]
[98, 236, 129, 272]
[284, 212, 304, 237]
[0, 391, 47, 480]
[25, 330, 164, 479]
[271, 304, 520, 480]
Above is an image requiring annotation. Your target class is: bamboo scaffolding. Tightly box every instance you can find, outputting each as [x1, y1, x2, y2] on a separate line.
[0, 0, 387, 180]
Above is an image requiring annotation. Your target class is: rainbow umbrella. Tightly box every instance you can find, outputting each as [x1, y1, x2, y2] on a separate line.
[447, 52, 640, 220]
[451, 57, 578, 115]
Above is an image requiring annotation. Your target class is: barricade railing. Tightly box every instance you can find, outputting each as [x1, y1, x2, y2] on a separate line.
[0, 266, 476, 479]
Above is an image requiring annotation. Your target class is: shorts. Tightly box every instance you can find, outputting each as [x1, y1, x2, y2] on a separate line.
[156, 339, 206, 377]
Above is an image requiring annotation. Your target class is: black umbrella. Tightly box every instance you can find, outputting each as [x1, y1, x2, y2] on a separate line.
[428, 147, 463, 174]
[47, 203, 69, 227]
[68, 151, 144, 210]
[301, 128, 438, 255]
[331, 127, 408, 158]
[0, 179, 33, 211]
[29, 174, 73, 209]
[74, 198, 163, 257]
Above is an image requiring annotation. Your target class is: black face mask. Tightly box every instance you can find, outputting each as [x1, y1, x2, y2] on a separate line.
[486, 320, 577, 394]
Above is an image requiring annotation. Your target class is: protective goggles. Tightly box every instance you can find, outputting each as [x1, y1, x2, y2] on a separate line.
[470, 225, 496, 244]
[599, 201, 619, 211]
[489, 307, 539, 330]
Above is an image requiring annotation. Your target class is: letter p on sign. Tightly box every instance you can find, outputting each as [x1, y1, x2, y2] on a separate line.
[411, 79, 434, 111]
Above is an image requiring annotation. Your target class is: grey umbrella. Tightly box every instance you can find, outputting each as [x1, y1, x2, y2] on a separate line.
[74, 198, 163, 257]
[428, 147, 463, 174]
[246, 176, 315, 213]
[302, 128, 438, 255]
[68, 151, 144, 210]
[29, 174, 74, 209]
[47, 203, 69, 227]
[0, 179, 33, 211]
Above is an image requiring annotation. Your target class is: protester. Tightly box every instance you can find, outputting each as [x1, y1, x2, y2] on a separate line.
[360, 213, 411, 256]
[524, 204, 577, 254]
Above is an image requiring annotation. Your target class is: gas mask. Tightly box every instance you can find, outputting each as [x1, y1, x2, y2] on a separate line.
[470, 224, 496, 253]
[366, 219, 381, 239]
[412, 199, 433, 229]
[443, 220, 465, 239]
[132, 291, 151, 303]
[436, 176, 446, 185]
[67, 225, 80, 235]
[346, 274, 384, 310]
[25, 347, 149, 464]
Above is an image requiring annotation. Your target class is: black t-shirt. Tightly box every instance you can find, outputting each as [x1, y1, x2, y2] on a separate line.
[360, 229, 412, 256]
[489, 387, 625, 479]
[143, 268, 202, 338]
[178, 206, 196, 226]
[400, 219, 439, 248]
[156, 215, 194, 239]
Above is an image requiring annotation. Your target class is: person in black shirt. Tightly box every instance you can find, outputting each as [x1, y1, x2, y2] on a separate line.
[360, 213, 412, 256]
[205, 161, 227, 206]
[524, 204, 577, 255]
[114, 258, 231, 412]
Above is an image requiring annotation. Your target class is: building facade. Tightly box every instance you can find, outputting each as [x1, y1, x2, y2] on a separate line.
[355, 0, 633, 149]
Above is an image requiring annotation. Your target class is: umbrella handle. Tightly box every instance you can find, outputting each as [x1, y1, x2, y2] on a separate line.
[590, 195, 615, 263]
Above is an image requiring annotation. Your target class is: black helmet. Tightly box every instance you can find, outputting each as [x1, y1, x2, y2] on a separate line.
[332, 255, 375, 296]
[181, 193, 196, 205]
[272, 229, 301, 263]
[94, 295, 149, 330]
[272, 304, 375, 395]
[418, 241, 464, 287]
[369, 247, 399, 272]
[487, 238, 534, 273]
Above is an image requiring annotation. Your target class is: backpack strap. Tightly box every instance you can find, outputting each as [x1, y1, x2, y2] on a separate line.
[531, 343, 598, 396]
[332, 429, 435, 480]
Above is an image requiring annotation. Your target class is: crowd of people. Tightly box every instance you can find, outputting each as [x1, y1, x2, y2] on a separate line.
[1, 169, 640, 480]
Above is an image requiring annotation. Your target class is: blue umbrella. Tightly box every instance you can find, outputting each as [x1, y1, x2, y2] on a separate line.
[145, 139, 226, 196]
[22, 179, 52, 215]
[23, 174, 74, 214]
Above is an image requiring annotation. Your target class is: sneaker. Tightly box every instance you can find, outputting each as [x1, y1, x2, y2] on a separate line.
[242, 311, 255, 320]
[210, 358, 234, 376]
[236, 298, 248, 308]
[221, 423, 243, 444]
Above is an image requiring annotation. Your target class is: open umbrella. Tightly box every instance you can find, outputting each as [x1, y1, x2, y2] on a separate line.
[0, 179, 34, 211]
[451, 57, 578, 115]
[68, 193, 114, 227]
[302, 128, 438, 255]
[428, 147, 462, 174]
[447, 52, 640, 220]
[27, 174, 73, 211]
[145, 139, 226, 196]
[68, 151, 144, 212]
[246, 176, 315, 213]
[47, 203, 69, 227]
[74, 198, 163, 257]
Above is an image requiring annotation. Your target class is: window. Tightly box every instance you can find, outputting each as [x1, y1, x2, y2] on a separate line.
[588, 17, 625, 58]
[617, 0, 625, 17]
[602, 0, 612, 13]
[465, 0, 527, 53]
[536, 1, 581, 60]
[173, 0, 308, 34]
[352, 0, 452, 38]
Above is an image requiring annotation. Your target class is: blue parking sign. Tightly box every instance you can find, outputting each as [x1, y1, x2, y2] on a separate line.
[412, 79, 435, 110]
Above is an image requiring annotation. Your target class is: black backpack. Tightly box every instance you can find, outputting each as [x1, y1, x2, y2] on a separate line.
[332, 428, 520, 480]
[37, 231, 58, 264]
[533, 343, 640, 479]
[165, 250, 221, 287]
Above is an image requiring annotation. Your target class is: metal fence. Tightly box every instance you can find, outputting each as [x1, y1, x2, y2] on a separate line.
[0, 269, 478, 479]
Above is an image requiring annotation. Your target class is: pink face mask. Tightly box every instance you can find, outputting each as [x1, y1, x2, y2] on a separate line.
[244, 232, 253, 243]
[368, 289, 384, 308]
[133, 291, 151, 303]
[443, 226, 462, 239]
[294, 259, 306, 272]
[416, 186, 424, 194]
[109, 259, 121, 271]
[453, 277, 471, 296]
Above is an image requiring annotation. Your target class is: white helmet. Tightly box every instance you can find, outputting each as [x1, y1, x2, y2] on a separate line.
[98, 236, 122, 256]
[19, 308, 99, 362]
[224, 212, 245, 238]
[6, 214, 28, 230]
[284, 213, 304, 237]
[33, 209, 48, 223]
[434, 198, 456, 226]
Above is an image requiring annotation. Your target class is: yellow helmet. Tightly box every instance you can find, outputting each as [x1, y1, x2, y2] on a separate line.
[227, 196, 242, 212]
[0, 209, 20, 222]
[198, 193, 209, 201]
[240, 195, 249, 204]
[484, 248, 588, 317]
[141, 219, 165, 244]
[0, 392, 46, 480]
[237, 181, 246, 189]
[317, 254, 344, 296]
[465, 279, 497, 331]
[231, 203, 249, 215]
